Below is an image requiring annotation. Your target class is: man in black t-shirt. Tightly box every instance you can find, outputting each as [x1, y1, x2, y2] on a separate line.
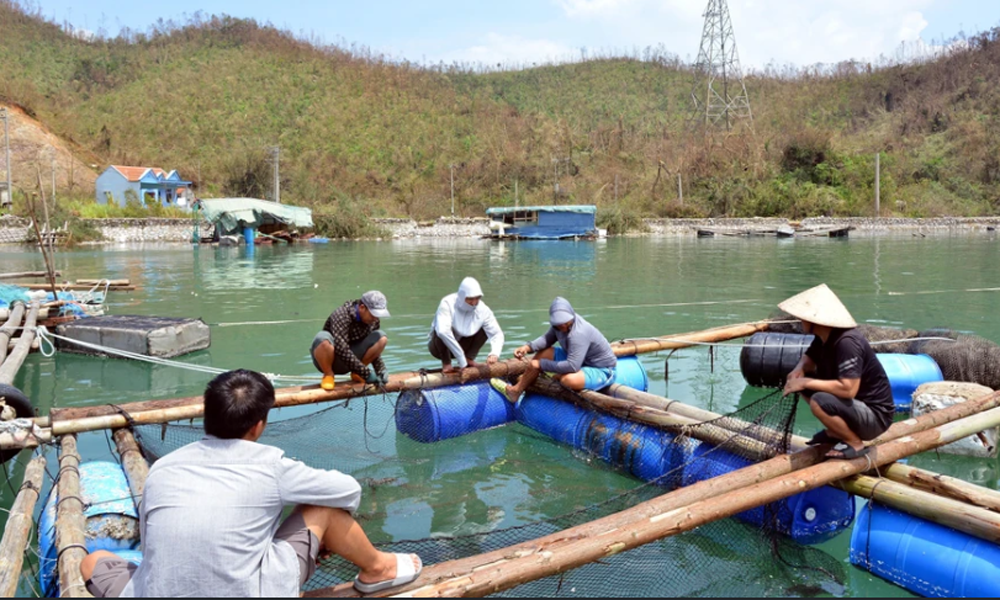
[780, 284, 894, 460]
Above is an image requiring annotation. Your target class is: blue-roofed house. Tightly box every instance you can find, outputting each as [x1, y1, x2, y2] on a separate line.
[485, 205, 603, 239]
[95, 165, 193, 208]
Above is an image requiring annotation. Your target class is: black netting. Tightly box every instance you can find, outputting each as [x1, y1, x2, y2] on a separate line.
[132, 381, 845, 597]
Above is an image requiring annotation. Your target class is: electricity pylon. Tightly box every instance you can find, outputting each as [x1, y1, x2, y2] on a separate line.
[690, 0, 753, 130]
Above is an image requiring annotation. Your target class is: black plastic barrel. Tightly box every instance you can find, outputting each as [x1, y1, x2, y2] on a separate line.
[739, 332, 815, 388]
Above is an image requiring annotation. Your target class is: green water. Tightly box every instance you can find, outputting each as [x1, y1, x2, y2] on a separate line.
[3, 233, 1000, 596]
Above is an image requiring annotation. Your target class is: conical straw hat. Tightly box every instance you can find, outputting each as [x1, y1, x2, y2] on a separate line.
[778, 284, 857, 329]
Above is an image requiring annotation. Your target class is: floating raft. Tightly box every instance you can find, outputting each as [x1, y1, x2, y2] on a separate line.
[55, 315, 211, 358]
[697, 225, 852, 238]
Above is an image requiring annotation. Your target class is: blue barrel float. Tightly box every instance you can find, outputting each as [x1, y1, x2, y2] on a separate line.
[38, 461, 142, 597]
[850, 502, 1000, 597]
[681, 444, 854, 545]
[518, 390, 854, 544]
[395, 356, 648, 443]
[875, 353, 943, 413]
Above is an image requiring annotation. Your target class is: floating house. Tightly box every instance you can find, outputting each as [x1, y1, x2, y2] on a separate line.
[197, 197, 313, 242]
[95, 165, 193, 208]
[485, 205, 603, 240]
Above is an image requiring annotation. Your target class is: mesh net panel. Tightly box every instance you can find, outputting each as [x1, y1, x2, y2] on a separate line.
[132, 381, 845, 597]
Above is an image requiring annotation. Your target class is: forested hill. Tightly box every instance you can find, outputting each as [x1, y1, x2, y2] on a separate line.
[2, 0, 1000, 222]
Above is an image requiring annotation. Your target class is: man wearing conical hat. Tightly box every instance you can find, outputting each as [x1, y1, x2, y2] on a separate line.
[780, 284, 894, 460]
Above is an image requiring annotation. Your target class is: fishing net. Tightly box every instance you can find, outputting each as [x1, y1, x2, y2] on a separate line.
[0, 284, 29, 307]
[130, 377, 846, 598]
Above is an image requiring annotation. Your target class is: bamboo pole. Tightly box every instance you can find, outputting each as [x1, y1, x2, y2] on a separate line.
[6, 338, 39, 352]
[0, 302, 39, 386]
[74, 279, 130, 286]
[0, 271, 61, 280]
[43, 321, 772, 426]
[0, 302, 24, 366]
[56, 435, 89, 598]
[0, 300, 70, 322]
[605, 385, 1000, 535]
[112, 429, 148, 501]
[0, 455, 46, 597]
[359, 406, 1000, 598]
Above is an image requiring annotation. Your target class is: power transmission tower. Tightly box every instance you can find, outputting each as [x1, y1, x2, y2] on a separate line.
[690, 0, 753, 130]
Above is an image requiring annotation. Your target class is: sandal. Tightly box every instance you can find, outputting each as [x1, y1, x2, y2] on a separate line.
[826, 442, 871, 460]
[805, 430, 837, 446]
[354, 553, 422, 594]
[490, 378, 521, 403]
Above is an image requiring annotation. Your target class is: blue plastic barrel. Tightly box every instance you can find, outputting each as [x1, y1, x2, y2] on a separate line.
[876, 353, 943, 413]
[39, 461, 142, 597]
[850, 502, 1000, 597]
[395, 380, 515, 443]
[681, 444, 855, 545]
[608, 356, 649, 392]
[517, 393, 699, 484]
[242, 226, 255, 245]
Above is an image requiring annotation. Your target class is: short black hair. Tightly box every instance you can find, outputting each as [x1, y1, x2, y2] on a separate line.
[203, 370, 276, 439]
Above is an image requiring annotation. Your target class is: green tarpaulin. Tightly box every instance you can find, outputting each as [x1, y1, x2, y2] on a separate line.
[198, 198, 313, 233]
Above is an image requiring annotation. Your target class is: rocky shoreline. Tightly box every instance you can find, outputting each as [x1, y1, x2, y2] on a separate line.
[0, 214, 998, 244]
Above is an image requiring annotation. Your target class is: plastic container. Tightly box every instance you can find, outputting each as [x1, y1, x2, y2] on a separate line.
[608, 355, 649, 392]
[876, 353, 943, 413]
[517, 392, 697, 483]
[739, 332, 814, 388]
[850, 502, 1000, 597]
[242, 226, 255, 245]
[681, 444, 855, 545]
[395, 380, 515, 443]
[39, 461, 141, 597]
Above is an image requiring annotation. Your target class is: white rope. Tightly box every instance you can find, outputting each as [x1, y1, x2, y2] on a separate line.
[34, 328, 319, 384]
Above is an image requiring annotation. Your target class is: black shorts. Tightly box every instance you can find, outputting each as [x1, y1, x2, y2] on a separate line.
[311, 330, 385, 373]
[808, 392, 890, 441]
[428, 329, 488, 363]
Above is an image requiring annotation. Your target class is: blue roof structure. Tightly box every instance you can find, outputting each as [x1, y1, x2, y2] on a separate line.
[485, 205, 599, 240]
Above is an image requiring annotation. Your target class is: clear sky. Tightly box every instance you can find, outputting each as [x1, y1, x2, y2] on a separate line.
[29, 0, 1000, 70]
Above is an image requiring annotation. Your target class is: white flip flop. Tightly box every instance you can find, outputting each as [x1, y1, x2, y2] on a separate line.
[354, 553, 422, 594]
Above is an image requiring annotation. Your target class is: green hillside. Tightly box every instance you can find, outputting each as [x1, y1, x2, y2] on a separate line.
[2, 0, 1000, 225]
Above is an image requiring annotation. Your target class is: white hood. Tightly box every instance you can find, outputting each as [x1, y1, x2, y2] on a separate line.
[456, 277, 483, 313]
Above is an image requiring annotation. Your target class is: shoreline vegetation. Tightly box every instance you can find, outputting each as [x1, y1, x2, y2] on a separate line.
[2, 3, 1000, 227]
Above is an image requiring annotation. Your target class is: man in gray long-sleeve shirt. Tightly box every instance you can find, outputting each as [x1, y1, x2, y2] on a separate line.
[80, 369, 422, 597]
[493, 297, 617, 402]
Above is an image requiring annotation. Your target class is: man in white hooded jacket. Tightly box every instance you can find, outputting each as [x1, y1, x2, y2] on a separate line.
[429, 277, 505, 375]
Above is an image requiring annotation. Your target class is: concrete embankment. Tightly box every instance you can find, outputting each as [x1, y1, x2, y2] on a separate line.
[1, 214, 999, 244]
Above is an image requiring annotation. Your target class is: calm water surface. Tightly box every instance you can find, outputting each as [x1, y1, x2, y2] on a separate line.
[3, 232, 999, 597]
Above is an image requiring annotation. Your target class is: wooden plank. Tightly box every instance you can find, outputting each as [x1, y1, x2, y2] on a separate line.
[113, 429, 148, 501]
[0, 271, 61, 280]
[3, 283, 135, 291]
[0, 456, 46, 597]
[0, 303, 24, 366]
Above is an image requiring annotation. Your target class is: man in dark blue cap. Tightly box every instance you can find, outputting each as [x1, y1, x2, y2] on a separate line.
[492, 296, 617, 402]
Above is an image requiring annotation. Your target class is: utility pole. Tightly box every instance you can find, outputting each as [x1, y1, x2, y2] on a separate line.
[514, 178, 519, 209]
[875, 152, 881, 217]
[1, 108, 10, 208]
[450, 164, 455, 215]
[51, 154, 56, 199]
[690, 0, 753, 130]
[271, 146, 280, 204]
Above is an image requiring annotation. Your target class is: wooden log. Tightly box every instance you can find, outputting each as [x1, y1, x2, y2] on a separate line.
[4, 283, 135, 291]
[607, 385, 1000, 539]
[0, 302, 24, 366]
[56, 435, 89, 598]
[74, 279, 130, 286]
[876, 462, 1000, 513]
[0, 455, 46, 596]
[0, 271, 61, 280]
[0, 302, 39, 386]
[334, 405, 1000, 598]
[112, 429, 149, 501]
[6, 338, 39, 352]
[830, 474, 1000, 543]
[609, 320, 771, 357]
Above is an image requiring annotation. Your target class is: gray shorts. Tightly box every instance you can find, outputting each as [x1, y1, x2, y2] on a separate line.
[809, 392, 890, 441]
[311, 330, 385, 373]
[83, 512, 320, 597]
